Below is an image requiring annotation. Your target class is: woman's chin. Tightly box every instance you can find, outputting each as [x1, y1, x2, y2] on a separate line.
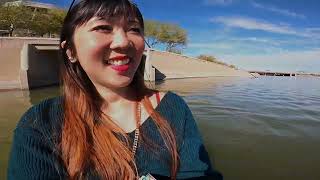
[108, 77, 133, 89]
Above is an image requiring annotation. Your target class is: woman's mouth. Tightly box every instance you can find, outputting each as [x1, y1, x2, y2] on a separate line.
[106, 56, 131, 72]
[107, 59, 130, 65]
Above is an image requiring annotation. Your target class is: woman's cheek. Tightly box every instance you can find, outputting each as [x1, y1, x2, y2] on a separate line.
[81, 38, 106, 61]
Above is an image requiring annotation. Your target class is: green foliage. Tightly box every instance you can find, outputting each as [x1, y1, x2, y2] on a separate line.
[144, 20, 187, 53]
[158, 23, 187, 52]
[0, 0, 14, 5]
[197, 54, 237, 69]
[229, 64, 236, 69]
[144, 20, 161, 47]
[0, 5, 66, 37]
[0, 6, 30, 29]
[1, 4, 187, 47]
[197, 55, 217, 62]
[29, 9, 65, 36]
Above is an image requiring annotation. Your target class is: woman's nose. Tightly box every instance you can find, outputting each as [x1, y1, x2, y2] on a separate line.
[110, 29, 130, 50]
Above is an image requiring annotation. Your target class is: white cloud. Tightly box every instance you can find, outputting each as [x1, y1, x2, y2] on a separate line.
[252, 1, 305, 19]
[212, 16, 298, 35]
[187, 39, 284, 56]
[204, 0, 233, 6]
[211, 16, 320, 38]
[228, 37, 281, 46]
[221, 48, 320, 72]
[188, 42, 233, 50]
[186, 31, 320, 72]
[187, 42, 320, 72]
[306, 28, 320, 37]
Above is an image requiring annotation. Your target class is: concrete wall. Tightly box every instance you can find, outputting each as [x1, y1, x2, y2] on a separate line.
[0, 37, 59, 49]
[149, 50, 252, 79]
[0, 37, 60, 90]
[0, 48, 21, 88]
[27, 45, 60, 88]
[0, 38, 252, 90]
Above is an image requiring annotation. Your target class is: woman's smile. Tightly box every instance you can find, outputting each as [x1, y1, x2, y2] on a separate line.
[72, 16, 145, 88]
[105, 55, 132, 72]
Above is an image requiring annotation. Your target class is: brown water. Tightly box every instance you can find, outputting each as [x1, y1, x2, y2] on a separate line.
[1, 76, 320, 180]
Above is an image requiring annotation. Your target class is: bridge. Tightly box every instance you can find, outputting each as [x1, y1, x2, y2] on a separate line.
[249, 71, 320, 77]
[0, 37, 252, 90]
[249, 71, 297, 77]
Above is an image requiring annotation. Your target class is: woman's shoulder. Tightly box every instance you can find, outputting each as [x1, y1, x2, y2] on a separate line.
[156, 91, 191, 127]
[15, 96, 63, 135]
[20, 96, 63, 121]
[160, 91, 189, 109]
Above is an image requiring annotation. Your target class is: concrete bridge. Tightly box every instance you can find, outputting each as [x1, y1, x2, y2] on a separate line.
[249, 71, 297, 77]
[0, 37, 60, 90]
[249, 71, 320, 77]
[0, 37, 252, 90]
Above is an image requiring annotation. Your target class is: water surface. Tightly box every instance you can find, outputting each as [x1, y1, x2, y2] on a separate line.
[1, 76, 320, 180]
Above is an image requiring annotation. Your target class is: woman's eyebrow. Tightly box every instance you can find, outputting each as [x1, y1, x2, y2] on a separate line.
[85, 17, 107, 26]
[127, 20, 140, 26]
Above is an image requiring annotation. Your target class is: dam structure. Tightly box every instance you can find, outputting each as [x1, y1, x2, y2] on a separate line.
[0, 37, 252, 90]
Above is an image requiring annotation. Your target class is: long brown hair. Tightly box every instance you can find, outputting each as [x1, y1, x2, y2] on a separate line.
[59, 0, 179, 179]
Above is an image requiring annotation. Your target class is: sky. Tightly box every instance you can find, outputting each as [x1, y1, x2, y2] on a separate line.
[39, 0, 320, 73]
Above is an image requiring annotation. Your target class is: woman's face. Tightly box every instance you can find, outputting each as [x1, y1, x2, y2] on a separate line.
[71, 16, 145, 90]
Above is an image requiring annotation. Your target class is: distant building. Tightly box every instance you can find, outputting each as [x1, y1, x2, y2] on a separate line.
[4, 0, 58, 12]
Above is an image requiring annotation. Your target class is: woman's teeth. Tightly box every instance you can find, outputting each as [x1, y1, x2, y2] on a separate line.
[108, 59, 130, 65]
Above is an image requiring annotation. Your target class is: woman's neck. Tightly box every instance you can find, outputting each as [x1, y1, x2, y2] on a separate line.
[95, 85, 139, 132]
[96, 85, 136, 103]
[95, 85, 138, 114]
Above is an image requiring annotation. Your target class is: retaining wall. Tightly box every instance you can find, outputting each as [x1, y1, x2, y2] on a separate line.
[0, 38, 252, 90]
[149, 50, 252, 79]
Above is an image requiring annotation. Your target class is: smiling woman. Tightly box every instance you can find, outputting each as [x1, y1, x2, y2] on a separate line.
[69, 15, 145, 90]
[7, 0, 222, 179]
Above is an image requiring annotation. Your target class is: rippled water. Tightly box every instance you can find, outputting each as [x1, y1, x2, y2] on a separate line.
[1, 76, 320, 179]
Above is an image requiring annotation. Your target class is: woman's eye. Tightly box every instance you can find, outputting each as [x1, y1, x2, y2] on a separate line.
[129, 27, 142, 33]
[92, 25, 113, 32]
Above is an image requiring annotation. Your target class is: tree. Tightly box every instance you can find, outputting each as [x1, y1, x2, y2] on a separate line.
[0, 6, 31, 30]
[0, 4, 66, 37]
[197, 55, 218, 62]
[197, 54, 237, 69]
[144, 20, 187, 53]
[29, 11, 51, 36]
[158, 23, 187, 52]
[47, 9, 66, 36]
[30, 8, 66, 37]
[0, 0, 14, 5]
[144, 20, 161, 47]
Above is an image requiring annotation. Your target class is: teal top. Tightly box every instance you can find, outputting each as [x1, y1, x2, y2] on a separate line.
[7, 91, 222, 179]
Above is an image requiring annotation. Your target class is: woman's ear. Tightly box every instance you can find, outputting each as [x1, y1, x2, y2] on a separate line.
[61, 40, 67, 49]
[61, 40, 77, 63]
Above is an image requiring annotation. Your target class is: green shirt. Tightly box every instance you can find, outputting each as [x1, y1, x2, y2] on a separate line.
[7, 91, 222, 179]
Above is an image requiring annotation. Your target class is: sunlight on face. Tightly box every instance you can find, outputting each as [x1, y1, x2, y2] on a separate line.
[72, 16, 145, 90]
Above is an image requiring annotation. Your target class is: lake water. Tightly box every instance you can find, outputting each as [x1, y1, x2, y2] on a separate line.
[1, 76, 320, 180]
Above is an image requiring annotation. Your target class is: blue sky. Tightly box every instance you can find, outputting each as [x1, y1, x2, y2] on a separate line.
[40, 0, 320, 73]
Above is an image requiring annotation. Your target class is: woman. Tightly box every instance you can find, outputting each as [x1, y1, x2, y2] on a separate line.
[7, 0, 222, 179]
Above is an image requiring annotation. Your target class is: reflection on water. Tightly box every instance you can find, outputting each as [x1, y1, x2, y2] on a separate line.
[0, 87, 60, 179]
[1, 77, 320, 180]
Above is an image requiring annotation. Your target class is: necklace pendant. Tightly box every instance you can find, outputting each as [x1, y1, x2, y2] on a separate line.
[139, 173, 156, 180]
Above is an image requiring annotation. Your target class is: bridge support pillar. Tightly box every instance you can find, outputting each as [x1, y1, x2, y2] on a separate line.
[20, 44, 29, 89]
[144, 48, 155, 81]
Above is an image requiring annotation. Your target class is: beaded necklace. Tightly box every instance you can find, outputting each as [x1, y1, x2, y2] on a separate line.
[134, 102, 157, 180]
[132, 102, 141, 156]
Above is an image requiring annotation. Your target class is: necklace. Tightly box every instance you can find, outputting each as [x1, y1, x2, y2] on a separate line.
[132, 102, 141, 156]
[134, 102, 157, 180]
